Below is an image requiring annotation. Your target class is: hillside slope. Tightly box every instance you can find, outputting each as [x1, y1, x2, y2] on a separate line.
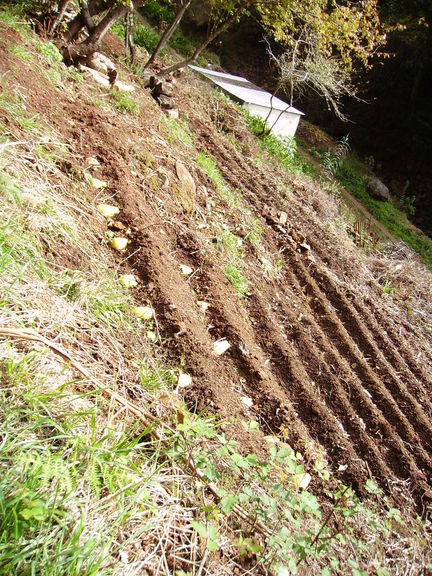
[1, 12, 431, 575]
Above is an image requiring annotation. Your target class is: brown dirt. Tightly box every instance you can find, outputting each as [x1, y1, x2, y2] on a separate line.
[2, 28, 432, 517]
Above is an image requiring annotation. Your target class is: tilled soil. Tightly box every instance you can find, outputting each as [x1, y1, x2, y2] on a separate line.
[2, 29, 432, 516]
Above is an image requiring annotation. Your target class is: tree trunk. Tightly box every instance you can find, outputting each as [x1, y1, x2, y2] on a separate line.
[143, 0, 192, 71]
[81, 0, 96, 33]
[158, 0, 250, 77]
[48, 0, 70, 37]
[62, 0, 116, 44]
[125, 4, 136, 63]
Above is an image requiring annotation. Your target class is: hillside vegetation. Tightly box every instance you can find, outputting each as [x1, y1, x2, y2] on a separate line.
[0, 9, 431, 575]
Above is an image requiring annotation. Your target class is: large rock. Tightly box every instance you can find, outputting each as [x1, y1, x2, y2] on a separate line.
[174, 161, 196, 213]
[366, 177, 390, 201]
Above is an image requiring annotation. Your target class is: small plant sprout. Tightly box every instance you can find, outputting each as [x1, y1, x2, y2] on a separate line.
[382, 280, 395, 296]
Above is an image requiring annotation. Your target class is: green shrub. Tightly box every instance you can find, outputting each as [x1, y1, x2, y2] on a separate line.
[243, 111, 316, 177]
[134, 24, 162, 53]
[141, 0, 175, 25]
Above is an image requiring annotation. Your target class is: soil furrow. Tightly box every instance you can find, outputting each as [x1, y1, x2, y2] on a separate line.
[272, 278, 432, 484]
[293, 268, 432, 471]
[310, 266, 432, 449]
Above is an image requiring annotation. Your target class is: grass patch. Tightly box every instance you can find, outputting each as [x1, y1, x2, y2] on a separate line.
[246, 217, 264, 246]
[9, 42, 32, 61]
[162, 115, 194, 146]
[217, 228, 242, 260]
[0, 90, 41, 133]
[36, 39, 62, 66]
[141, 0, 175, 25]
[0, 350, 173, 575]
[197, 151, 242, 206]
[168, 28, 220, 67]
[336, 158, 432, 270]
[110, 87, 140, 115]
[0, 6, 31, 37]
[223, 263, 249, 296]
[216, 228, 249, 296]
[112, 20, 167, 57]
[244, 111, 316, 177]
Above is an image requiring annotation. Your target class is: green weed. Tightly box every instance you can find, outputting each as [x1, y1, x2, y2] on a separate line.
[80, 272, 133, 328]
[110, 87, 140, 115]
[382, 280, 395, 296]
[0, 176, 48, 290]
[0, 6, 31, 36]
[66, 66, 84, 83]
[261, 255, 284, 279]
[162, 116, 194, 146]
[139, 360, 176, 391]
[243, 111, 316, 177]
[0, 90, 41, 133]
[43, 66, 62, 85]
[246, 217, 264, 246]
[0, 351, 162, 575]
[197, 151, 242, 206]
[141, 0, 175, 25]
[167, 411, 428, 574]
[217, 228, 242, 260]
[322, 135, 350, 178]
[224, 263, 249, 296]
[135, 24, 166, 55]
[9, 43, 32, 61]
[36, 39, 62, 66]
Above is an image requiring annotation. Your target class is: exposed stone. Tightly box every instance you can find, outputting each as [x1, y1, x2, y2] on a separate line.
[366, 177, 390, 201]
[175, 161, 196, 213]
[166, 108, 179, 119]
[161, 82, 174, 97]
[142, 71, 152, 88]
[158, 94, 173, 109]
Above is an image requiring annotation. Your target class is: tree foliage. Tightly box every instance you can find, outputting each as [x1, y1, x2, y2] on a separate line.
[257, 0, 384, 71]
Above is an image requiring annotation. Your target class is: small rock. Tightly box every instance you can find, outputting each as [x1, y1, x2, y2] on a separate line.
[213, 339, 230, 356]
[166, 108, 179, 119]
[175, 161, 196, 213]
[279, 211, 288, 225]
[178, 373, 192, 388]
[158, 94, 173, 109]
[180, 264, 193, 276]
[142, 71, 152, 88]
[239, 342, 249, 356]
[197, 300, 209, 312]
[119, 274, 138, 288]
[366, 177, 390, 201]
[161, 83, 174, 97]
[241, 396, 253, 408]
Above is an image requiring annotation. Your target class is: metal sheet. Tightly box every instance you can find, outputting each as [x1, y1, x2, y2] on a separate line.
[189, 65, 304, 116]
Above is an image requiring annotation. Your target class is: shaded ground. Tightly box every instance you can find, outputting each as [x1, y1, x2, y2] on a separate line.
[2, 24, 432, 525]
